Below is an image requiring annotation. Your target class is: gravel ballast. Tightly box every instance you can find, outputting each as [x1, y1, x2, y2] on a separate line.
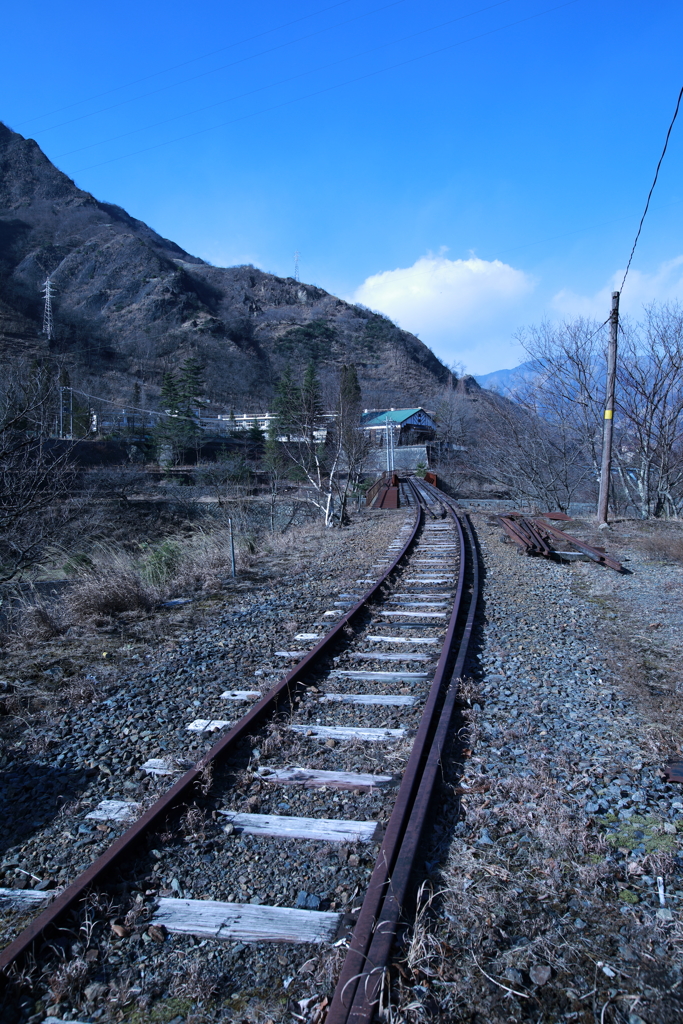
[5, 503, 682, 1024]
[391, 511, 683, 1024]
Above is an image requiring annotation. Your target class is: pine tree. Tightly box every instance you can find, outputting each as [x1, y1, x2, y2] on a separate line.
[156, 371, 193, 463]
[178, 358, 206, 418]
[340, 364, 362, 412]
[336, 363, 367, 524]
[130, 382, 142, 435]
[300, 362, 323, 442]
[273, 366, 300, 440]
[160, 372, 181, 414]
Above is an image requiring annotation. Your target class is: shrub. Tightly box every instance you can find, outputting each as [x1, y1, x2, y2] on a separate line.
[66, 545, 158, 616]
[141, 539, 183, 585]
[632, 530, 683, 563]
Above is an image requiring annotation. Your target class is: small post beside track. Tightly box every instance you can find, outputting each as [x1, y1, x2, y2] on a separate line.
[229, 517, 236, 577]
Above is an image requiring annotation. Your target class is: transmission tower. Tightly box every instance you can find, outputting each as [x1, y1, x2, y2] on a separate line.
[294, 251, 300, 282]
[42, 276, 55, 340]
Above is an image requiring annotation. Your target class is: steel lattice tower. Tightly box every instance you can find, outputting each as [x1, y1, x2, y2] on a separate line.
[42, 277, 54, 339]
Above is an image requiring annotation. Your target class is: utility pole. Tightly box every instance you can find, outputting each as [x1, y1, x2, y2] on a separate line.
[597, 291, 620, 524]
[384, 417, 395, 474]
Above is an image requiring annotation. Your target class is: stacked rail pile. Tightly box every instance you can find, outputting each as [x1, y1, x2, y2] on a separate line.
[498, 513, 627, 573]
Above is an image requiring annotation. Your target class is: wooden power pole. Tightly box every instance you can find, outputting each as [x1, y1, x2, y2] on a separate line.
[597, 290, 620, 524]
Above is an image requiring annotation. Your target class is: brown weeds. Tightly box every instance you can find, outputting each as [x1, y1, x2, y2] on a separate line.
[630, 529, 683, 563]
[389, 698, 683, 1022]
[46, 956, 88, 1005]
[66, 545, 159, 616]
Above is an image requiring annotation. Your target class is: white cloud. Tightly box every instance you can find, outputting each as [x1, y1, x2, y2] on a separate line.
[552, 256, 683, 319]
[351, 253, 535, 374]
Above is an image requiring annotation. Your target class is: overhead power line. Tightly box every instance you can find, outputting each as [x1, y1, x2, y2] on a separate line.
[70, 0, 581, 175]
[13, 0, 361, 128]
[37, 0, 414, 140]
[55, 0, 515, 160]
[619, 85, 683, 293]
[67, 387, 195, 422]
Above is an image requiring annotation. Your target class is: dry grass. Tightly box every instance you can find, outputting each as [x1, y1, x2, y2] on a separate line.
[61, 519, 333, 621]
[630, 529, 683, 563]
[13, 524, 262, 627]
[46, 956, 88, 1005]
[67, 545, 159, 617]
[387, 699, 683, 1024]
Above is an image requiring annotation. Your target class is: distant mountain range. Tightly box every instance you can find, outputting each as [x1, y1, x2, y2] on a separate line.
[474, 361, 536, 392]
[0, 122, 454, 413]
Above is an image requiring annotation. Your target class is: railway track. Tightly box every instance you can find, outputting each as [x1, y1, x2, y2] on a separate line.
[0, 478, 479, 1024]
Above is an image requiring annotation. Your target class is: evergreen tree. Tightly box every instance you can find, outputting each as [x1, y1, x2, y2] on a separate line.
[340, 364, 362, 412]
[273, 366, 300, 440]
[156, 367, 201, 464]
[336, 363, 368, 524]
[246, 421, 266, 445]
[178, 357, 206, 418]
[160, 372, 181, 414]
[300, 361, 323, 442]
[130, 382, 142, 434]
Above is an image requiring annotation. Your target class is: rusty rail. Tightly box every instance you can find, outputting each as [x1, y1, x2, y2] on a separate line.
[365, 473, 387, 506]
[0, 500, 423, 977]
[499, 513, 627, 573]
[326, 477, 479, 1024]
[535, 519, 627, 572]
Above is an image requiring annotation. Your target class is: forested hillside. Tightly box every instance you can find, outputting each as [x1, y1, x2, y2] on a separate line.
[0, 122, 453, 411]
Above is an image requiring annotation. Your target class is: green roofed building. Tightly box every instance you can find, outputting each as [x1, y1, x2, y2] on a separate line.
[360, 407, 436, 447]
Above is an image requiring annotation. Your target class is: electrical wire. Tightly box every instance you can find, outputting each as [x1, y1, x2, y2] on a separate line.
[36, 0, 417, 139]
[67, 387, 190, 421]
[55, 0, 516, 159]
[619, 85, 683, 294]
[13, 0, 360, 128]
[70, 0, 581, 175]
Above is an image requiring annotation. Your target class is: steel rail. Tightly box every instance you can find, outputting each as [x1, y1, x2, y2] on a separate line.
[326, 478, 478, 1024]
[0, 502, 422, 975]
[343, 490, 479, 1024]
[534, 519, 627, 572]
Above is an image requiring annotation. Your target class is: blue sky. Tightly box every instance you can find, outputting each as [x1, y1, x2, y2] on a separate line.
[2, 0, 682, 373]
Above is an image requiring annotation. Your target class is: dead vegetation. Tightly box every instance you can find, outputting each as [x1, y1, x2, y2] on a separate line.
[629, 529, 683, 564]
[388, 700, 683, 1024]
[3, 511, 350, 642]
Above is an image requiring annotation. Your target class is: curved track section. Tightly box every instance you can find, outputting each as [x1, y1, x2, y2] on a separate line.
[0, 479, 480, 1024]
[327, 478, 479, 1024]
[0, 506, 422, 976]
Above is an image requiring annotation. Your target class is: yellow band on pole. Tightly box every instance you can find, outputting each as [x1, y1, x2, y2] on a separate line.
[604, 409, 613, 419]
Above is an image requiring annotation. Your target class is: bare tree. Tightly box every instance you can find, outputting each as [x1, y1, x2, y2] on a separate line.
[614, 303, 683, 518]
[0, 362, 80, 582]
[273, 363, 340, 525]
[474, 392, 595, 511]
[461, 318, 607, 510]
[470, 305, 683, 518]
[272, 363, 368, 526]
[429, 386, 479, 493]
[334, 365, 371, 523]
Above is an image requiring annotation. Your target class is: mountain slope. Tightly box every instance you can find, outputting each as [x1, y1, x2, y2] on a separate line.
[0, 122, 453, 411]
[474, 362, 536, 392]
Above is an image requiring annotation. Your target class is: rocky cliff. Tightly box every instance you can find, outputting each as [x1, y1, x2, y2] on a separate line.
[0, 122, 453, 412]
